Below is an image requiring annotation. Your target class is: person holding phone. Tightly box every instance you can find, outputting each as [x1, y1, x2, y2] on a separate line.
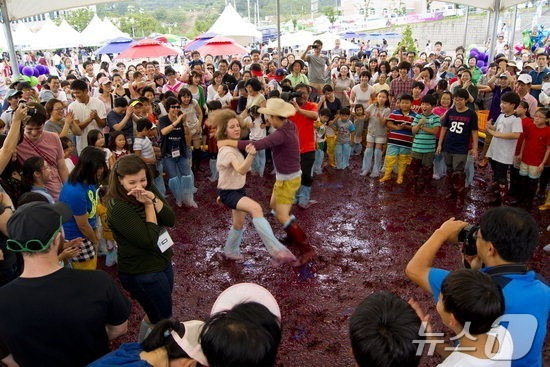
[301, 40, 330, 94]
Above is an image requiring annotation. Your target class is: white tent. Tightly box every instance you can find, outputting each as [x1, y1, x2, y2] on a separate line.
[266, 30, 314, 49]
[30, 19, 63, 50]
[207, 4, 261, 46]
[57, 20, 82, 48]
[0, 0, 121, 75]
[11, 22, 34, 50]
[101, 17, 128, 40]
[81, 15, 115, 47]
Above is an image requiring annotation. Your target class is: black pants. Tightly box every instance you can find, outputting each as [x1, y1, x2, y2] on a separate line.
[490, 159, 509, 185]
[300, 151, 316, 187]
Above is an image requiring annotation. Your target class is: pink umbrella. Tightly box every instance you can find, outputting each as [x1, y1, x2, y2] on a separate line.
[197, 36, 248, 56]
[116, 38, 179, 59]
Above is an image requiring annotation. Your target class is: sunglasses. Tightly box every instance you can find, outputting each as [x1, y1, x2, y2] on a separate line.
[7, 217, 62, 253]
[169, 105, 181, 109]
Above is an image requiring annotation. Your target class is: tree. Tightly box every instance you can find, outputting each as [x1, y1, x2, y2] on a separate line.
[393, 25, 417, 55]
[322, 6, 341, 26]
[193, 13, 217, 35]
[119, 13, 166, 38]
[63, 8, 95, 32]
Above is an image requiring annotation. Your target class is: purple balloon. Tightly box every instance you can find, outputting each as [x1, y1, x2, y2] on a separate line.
[478, 52, 488, 62]
[22, 66, 33, 77]
[18, 64, 24, 73]
[35, 65, 44, 74]
[481, 66, 488, 74]
[469, 48, 479, 57]
[37, 65, 48, 75]
[476, 60, 485, 68]
[32, 67, 40, 77]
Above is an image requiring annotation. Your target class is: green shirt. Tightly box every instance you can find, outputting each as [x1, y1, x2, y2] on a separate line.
[412, 113, 440, 153]
[285, 73, 309, 87]
[107, 187, 176, 274]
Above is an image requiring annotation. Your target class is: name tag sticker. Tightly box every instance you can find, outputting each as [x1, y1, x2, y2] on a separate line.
[157, 229, 174, 252]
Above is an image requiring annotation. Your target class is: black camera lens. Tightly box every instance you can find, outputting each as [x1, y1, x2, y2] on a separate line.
[27, 108, 37, 117]
[459, 224, 479, 256]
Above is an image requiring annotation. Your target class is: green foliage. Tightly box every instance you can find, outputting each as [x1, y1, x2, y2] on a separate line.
[193, 13, 218, 35]
[119, 13, 167, 38]
[63, 8, 95, 32]
[393, 25, 417, 55]
[322, 6, 341, 25]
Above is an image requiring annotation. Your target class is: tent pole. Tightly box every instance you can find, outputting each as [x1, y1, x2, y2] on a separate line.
[276, 0, 281, 61]
[508, 4, 518, 59]
[462, 6, 470, 48]
[485, 10, 491, 44]
[488, 0, 501, 61]
[0, 0, 20, 78]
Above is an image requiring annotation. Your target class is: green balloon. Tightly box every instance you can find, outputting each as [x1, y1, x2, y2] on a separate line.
[20, 76, 31, 83]
[29, 76, 38, 87]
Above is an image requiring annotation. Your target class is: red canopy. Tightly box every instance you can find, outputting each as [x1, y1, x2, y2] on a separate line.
[197, 36, 248, 56]
[116, 38, 179, 59]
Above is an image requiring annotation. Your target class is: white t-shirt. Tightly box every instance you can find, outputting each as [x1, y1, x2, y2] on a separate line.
[214, 92, 233, 108]
[246, 116, 266, 141]
[68, 97, 107, 154]
[351, 84, 374, 109]
[133, 136, 155, 160]
[65, 158, 75, 173]
[438, 326, 513, 367]
[486, 114, 523, 165]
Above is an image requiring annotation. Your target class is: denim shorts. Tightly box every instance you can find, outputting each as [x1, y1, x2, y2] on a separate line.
[218, 187, 246, 209]
[118, 264, 174, 324]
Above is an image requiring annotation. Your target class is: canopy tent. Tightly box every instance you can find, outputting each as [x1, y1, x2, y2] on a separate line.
[440, 0, 529, 60]
[0, 0, 123, 76]
[207, 4, 261, 46]
[29, 19, 64, 50]
[115, 38, 180, 59]
[316, 32, 360, 51]
[266, 30, 314, 49]
[95, 36, 135, 55]
[57, 20, 82, 48]
[184, 32, 217, 51]
[11, 22, 34, 50]
[101, 17, 127, 40]
[80, 15, 129, 47]
[197, 36, 248, 56]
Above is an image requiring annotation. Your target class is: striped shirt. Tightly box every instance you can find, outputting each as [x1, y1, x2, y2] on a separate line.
[412, 113, 441, 153]
[387, 110, 417, 148]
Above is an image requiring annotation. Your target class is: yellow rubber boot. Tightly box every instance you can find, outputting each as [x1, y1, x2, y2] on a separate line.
[380, 155, 397, 183]
[396, 154, 410, 184]
[539, 191, 550, 211]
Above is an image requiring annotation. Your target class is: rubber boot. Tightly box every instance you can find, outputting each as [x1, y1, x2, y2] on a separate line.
[361, 147, 374, 176]
[168, 177, 183, 207]
[539, 190, 550, 211]
[138, 319, 153, 343]
[312, 149, 324, 175]
[208, 159, 218, 182]
[380, 155, 397, 183]
[370, 148, 383, 178]
[497, 183, 509, 206]
[154, 161, 166, 197]
[522, 178, 539, 211]
[224, 227, 244, 260]
[509, 166, 521, 202]
[252, 217, 296, 265]
[297, 186, 316, 209]
[454, 172, 466, 207]
[181, 175, 198, 208]
[421, 166, 433, 193]
[406, 158, 422, 192]
[396, 154, 409, 184]
[445, 173, 457, 200]
[284, 221, 315, 266]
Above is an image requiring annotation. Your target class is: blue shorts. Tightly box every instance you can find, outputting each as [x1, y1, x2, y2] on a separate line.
[218, 188, 246, 209]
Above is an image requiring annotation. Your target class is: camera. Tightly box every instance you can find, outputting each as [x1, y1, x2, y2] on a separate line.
[311, 44, 318, 49]
[280, 91, 302, 102]
[27, 108, 37, 117]
[458, 224, 479, 256]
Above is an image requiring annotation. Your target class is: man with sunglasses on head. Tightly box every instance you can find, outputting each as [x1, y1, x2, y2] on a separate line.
[0, 201, 130, 367]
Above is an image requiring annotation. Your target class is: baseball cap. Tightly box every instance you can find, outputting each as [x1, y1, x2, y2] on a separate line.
[499, 73, 508, 78]
[6, 89, 22, 99]
[7, 202, 72, 253]
[517, 74, 532, 84]
[170, 283, 281, 366]
[98, 76, 111, 86]
[130, 99, 143, 107]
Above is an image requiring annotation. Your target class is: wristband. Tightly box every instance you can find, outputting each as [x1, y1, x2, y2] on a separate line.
[152, 196, 158, 204]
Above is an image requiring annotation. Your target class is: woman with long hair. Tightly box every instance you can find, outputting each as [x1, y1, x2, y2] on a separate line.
[361, 90, 391, 178]
[332, 65, 354, 108]
[211, 109, 295, 264]
[107, 155, 175, 343]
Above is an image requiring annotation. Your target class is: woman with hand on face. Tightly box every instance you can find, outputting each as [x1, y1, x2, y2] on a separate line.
[107, 154, 175, 343]
[211, 109, 296, 265]
[45, 98, 82, 139]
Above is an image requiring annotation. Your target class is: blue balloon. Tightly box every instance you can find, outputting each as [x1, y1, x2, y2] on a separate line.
[22, 66, 33, 77]
[32, 67, 39, 77]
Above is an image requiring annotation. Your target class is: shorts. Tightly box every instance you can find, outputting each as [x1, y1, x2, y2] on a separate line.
[411, 151, 436, 167]
[272, 176, 301, 205]
[386, 144, 411, 156]
[443, 152, 467, 172]
[519, 162, 541, 179]
[366, 134, 387, 144]
[218, 188, 246, 210]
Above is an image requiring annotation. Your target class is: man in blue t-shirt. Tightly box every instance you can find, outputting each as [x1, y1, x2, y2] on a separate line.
[436, 88, 478, 206]
[405, 206, 549, 367]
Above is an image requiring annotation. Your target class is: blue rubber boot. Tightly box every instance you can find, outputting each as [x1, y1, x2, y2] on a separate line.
[370, 148, 383, 178]
[252, 217, 296, 265]
[361, 147, 374, 176]
[181, 175, 197, 208]
[168, 177, 183, 207]
[224, 227, 244, 260]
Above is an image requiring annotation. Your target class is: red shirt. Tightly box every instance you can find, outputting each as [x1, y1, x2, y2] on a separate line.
[288, 101, 317, 154]
[521, 119, 550, 166]
[411, 98, 422, 114]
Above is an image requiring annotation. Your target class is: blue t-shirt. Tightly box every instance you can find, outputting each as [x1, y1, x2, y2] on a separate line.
[87, 342, 150, 366]
[429, 267, 549, 367]
[59, 182, 98, 240]
[441, 107, 478, 155]
[107, 110, 134, 142]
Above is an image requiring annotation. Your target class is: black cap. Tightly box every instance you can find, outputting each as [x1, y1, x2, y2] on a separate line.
[7, 202, 72, 249]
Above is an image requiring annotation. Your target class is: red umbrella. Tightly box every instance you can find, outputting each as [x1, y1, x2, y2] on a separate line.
[116, 38, 179, 59]
[197, 36, 248, 56]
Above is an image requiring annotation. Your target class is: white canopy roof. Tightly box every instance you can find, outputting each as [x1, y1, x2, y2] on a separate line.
[441, 0, 526, 11]
[101, 18, 127, 39]
[11, 22, 34, 50]
[80, 15, 128, 47]
[58, 20, 82, 48]
[30, 19, 62, 50]
[3, 0, 121, 21]
[207, 4, 261, 46]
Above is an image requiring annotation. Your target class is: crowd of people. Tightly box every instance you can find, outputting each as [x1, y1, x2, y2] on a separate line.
[0, 36, 547, 366]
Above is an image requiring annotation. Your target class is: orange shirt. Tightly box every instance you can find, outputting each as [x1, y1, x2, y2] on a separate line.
[288, 101, 317, 154]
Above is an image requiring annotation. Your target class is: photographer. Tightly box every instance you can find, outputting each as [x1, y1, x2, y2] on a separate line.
[405, 206, 549, 367]
[301, 40, 330, 94]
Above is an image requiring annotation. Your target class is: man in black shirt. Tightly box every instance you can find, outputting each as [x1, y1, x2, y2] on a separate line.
[218, 59, 238, 91]
[0, 202, 130, 367]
